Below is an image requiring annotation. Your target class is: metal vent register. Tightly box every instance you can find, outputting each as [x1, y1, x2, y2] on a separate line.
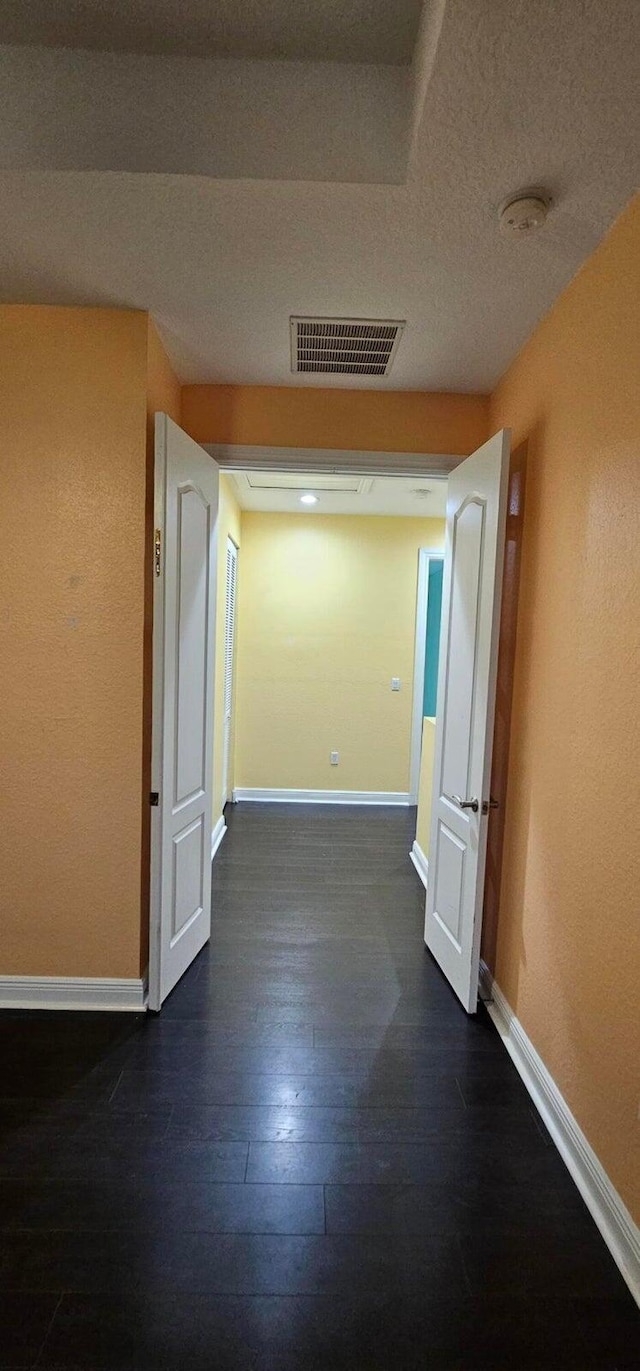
[290, 317, 405, 376]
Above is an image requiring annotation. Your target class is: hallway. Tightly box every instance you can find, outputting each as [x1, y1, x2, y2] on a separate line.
[0, 804, 637, 1368]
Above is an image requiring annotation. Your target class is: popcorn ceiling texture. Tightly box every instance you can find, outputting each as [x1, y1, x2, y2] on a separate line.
[0, 0, 423, 64]
[0, 1, 638, 386]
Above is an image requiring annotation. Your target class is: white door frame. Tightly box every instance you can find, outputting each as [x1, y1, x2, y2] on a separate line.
[222, 535, 239, 807]
[409, 547, 445, 804]
[210, 444, 460, 478]
[215, 452, 454, 812]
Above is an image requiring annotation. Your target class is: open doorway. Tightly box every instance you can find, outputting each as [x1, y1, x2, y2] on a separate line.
[149, 421, 509, 1014]
[222, 467, 448, 815]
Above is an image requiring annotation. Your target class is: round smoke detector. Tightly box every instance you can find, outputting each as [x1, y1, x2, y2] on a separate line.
[499, 189, 551, 236]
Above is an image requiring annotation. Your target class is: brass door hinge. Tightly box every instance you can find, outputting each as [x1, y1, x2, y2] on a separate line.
[154, 528, 162, 577]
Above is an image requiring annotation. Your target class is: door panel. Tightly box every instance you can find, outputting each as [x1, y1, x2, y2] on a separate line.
[441, 497, 485, 801]
[171, 815, 205, 943]
[425, 430, 510, 1012]
[432, 818, 465, 948]
[149, 414, 219, 1011]
[175, 485, 210, 806]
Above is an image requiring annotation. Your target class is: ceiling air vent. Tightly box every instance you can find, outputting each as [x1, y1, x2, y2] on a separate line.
[290, 317, 405, 377]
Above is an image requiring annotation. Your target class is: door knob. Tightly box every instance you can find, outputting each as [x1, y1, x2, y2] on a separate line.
[451, 795, 479, 812]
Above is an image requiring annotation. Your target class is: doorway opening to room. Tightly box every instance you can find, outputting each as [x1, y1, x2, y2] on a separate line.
[223, 465, 448, 840]
[148, 418, 511, 1017]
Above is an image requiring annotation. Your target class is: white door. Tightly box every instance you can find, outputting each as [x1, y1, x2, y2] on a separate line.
[222, 537, 238, 805]
[148, 413, 219, 1012]
[424, 429, 510, 1012]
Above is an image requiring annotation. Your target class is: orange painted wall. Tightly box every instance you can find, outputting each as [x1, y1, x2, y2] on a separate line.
[0, 306, 149, 978]
[147, 321, 182, 432]
[181, 383, 488, 456]
[490, 195, 640, 1221]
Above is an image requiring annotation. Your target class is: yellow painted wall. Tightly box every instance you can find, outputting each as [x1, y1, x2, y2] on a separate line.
[212, 474, 242, 823]
[415, 717, 436, 858]
[234, 513, 445, 794]
[181, 384, 488, 457]
[0, 306, 150, 977]
[489, 194, 640, 1222]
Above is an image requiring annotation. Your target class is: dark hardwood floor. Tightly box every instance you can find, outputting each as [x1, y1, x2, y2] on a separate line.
[1, 803, 638, 1369]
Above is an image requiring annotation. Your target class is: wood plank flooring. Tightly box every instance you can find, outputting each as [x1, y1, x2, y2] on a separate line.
[0, 803, 637, 1368]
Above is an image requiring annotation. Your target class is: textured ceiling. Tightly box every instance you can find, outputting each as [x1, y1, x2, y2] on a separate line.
[0, 0, 423, 64]
[231, 471, 449, 517]
[0, 0, 638, 390]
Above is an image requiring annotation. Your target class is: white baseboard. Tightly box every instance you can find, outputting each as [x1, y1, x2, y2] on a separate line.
[0, 977, 147, 1012]
[211, 814, 228, 861]
[479, 960, 640, 1306]
[409, 840, 429, 889]
[232, 788, 410, 806]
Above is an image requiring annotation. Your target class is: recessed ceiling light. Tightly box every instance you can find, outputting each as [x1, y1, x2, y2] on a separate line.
[300, 493, 318, 505]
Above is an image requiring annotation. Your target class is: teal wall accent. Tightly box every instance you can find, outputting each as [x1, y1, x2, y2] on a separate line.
[423, 559, 443, 716]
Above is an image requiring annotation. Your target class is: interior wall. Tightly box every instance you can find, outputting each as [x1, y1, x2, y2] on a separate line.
[489, 193, 640, 1222]
[0, 305, 149, 978]
[212, 474, 242, 826]
[234, 512, 445, 795]
[181, 384, 488, 457]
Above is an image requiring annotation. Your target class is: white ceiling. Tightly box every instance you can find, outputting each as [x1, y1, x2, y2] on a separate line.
[0, 1, 638, 390]
[0, 0, 423, 65]
[231, 470, 449, 518]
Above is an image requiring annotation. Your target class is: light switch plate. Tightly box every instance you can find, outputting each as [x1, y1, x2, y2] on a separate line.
[391, 677, 401, 691]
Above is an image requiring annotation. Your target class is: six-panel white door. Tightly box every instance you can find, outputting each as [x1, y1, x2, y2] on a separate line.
[148, 413, 219, 1012]
[424, 430, 510, 1012]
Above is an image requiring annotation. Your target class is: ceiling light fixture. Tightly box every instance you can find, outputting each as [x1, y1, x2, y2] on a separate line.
[299, 493, 318, 506]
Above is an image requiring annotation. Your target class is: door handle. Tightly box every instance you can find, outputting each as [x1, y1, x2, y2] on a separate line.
[451, 795, 479, 813]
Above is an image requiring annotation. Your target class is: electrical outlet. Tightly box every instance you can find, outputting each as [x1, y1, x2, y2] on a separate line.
[330, 751, 339, 766]
[391, 677, 401, 691]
